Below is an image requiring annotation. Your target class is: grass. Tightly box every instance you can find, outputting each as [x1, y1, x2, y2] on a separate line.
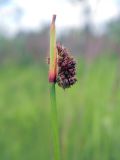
[0, 55, 120, 160]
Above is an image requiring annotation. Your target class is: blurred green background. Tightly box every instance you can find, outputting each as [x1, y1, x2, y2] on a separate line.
[1, 0, 120, 160]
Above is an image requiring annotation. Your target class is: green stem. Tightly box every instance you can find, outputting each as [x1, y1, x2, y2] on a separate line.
[50, 83, 60, 160]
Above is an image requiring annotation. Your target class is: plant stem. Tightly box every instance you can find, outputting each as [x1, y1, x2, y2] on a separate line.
[49, 15, 60, 160]
[50, 83, 60, 160]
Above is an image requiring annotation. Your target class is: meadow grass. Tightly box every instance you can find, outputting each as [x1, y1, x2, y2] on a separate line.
[0, 55, 120, 160]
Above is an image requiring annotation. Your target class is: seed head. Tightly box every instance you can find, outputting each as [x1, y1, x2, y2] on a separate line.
[56, 43, 77, 89]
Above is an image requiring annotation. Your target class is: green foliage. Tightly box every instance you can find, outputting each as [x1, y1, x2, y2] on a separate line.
[0, 56, 120, 160]
[107, 18, 120, 43]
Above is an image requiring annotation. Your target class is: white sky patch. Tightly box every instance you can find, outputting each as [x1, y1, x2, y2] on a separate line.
[0, 0, 119, 35]
[0, 4, 20, 34]
[13, 0, 81, 30]
[90, 0, 119, 24]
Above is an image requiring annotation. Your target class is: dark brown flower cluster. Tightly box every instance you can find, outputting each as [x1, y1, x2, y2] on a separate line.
[56, 43, 77, 89]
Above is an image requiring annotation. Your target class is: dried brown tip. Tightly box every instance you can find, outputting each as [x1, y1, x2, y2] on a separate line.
[52, 15, 56, 23]
[56, 43, 77, 89]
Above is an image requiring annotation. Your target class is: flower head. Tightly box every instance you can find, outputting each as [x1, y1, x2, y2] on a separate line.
[56, 43, 77, 89]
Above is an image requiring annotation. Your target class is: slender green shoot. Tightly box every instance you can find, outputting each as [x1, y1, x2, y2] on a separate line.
[49, 15, 60, 160]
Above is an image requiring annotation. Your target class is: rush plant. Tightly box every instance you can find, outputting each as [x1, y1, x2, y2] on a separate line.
[49, 15, 60, 160]
[49, 15, 77, 160]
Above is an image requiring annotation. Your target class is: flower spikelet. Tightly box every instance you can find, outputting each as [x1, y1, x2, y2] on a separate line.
[56, 43, 77, 89]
